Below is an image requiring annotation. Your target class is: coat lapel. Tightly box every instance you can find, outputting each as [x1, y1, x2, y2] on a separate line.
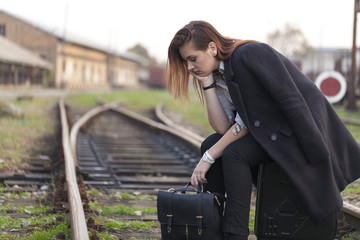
[224, 58, 249, 127]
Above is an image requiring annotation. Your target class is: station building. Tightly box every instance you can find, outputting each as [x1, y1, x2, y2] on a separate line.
[0, 35, 51, 88]
[0, 10, 140, 89]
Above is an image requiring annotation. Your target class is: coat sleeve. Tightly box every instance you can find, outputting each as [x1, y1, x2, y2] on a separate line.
[235, 43, 329, 164]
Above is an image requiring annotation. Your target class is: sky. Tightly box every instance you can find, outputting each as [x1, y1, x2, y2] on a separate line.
[0, 0, 356, 63]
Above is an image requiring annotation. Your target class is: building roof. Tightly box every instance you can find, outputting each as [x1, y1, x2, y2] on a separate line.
[0, 9, 145, 65]
[0, 35, 52, 69]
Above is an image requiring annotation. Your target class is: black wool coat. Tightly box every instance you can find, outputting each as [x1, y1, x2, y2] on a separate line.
[224, 42, 360, 224]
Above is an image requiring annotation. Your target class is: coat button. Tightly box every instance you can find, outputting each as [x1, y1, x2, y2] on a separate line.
[254, 120, 261, 128]
[270, 133, 278, 141]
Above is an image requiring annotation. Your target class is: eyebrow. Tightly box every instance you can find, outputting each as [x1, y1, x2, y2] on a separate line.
[185, 55, 195, 61]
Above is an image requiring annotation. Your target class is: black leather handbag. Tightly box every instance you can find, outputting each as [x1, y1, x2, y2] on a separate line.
[157, 182, 225, 240]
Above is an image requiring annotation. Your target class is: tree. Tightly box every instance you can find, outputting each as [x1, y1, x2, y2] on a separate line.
[127, 43, 157, 66]
[267, 24, 312, 57]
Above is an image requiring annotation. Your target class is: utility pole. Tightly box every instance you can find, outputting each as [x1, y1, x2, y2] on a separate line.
[346, 0, 360, 110]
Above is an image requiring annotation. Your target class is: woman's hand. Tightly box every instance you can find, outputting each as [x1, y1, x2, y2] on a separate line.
[190, 72, 214, 87]
[190, 159, 211, 188]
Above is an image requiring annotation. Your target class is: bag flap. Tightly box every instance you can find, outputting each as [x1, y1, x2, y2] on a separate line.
[157, 190, 216, 226]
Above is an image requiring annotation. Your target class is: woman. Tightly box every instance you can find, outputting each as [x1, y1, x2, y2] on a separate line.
[166, 20, 360, 240]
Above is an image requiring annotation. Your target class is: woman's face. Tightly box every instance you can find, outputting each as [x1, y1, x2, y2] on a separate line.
[179, 41, 219, 77]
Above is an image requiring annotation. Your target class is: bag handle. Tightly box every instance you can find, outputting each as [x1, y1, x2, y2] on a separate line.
[170, 182, 204, 193]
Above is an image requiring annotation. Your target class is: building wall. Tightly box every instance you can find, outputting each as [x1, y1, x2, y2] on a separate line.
[108, 56, 139, 88]
[56, 43, 109, 89]
[0, 10, 140, 90]
[0, 62, 46, 88]
[0, 11, 57, 86]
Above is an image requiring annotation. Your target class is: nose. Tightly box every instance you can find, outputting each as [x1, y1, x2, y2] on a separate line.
[187, 61, 194, 71]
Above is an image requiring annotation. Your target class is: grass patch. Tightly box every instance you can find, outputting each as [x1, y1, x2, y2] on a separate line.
[341, 234, 357, 240]
[28, 223, 70, 240]
[0, 204, 53, 215]
[93, 215, 158, 232]
[249, 203, 256, 233]
[65, 89, 212, 133]
[66, 90, 360, 138]
[105, 219, 158, 231]
[0, 213, 70, 239]
[90, 201, 157, 216]
[86, 188, 157, 201]
[0, 98, 57, 165]
[117, 192, 156, 201]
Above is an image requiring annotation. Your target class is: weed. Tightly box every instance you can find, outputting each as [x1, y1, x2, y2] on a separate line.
[87, 187, 102, 197]
[128, 238, 159, 240]
[0, 204, 53, 215]
[120, 192, 137, 200]
[97, 232, 118, 240]
[0, 234, 22, 240]
[249, 204, 256, 233]
[28, 222, 70, 240]
[105, 219, 158, 231]
[341, 233, 357, 240]
[89, 201, 156, 216]
[103, 205, 157, 216]
[119, 192, 156, 201]
[0, 98, 56, 165]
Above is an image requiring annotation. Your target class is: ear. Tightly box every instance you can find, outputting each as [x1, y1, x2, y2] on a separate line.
[208, 42, 217, 56]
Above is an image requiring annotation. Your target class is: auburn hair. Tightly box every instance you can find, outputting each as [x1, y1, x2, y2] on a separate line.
[166, 20, 255, 103]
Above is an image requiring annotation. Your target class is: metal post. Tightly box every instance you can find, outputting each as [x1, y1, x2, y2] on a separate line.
[346, 0, 359, 110]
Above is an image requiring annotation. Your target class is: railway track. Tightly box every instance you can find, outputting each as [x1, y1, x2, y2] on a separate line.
[66, 101, 205, 239]
[1, 98, 360, 239]
[75, 109, 200, 190]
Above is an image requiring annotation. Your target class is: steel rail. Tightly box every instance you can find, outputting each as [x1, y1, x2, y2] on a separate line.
[342, 202, 360, 219]
[342, 117, 360, 126]
[95, 98, 201, 149]
[59, 98, 89, 240]
[108, 103, 201, 149]
[70, 102, 118, 167]
[155, 103, 205, 144]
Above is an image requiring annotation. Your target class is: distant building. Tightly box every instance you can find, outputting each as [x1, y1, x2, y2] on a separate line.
[0, 35, 51, 87]
[290, 48, 353, 82]
[0, 10, 140, 89]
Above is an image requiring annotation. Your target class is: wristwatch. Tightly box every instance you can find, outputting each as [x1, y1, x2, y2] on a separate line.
[202, 82, 216, 90]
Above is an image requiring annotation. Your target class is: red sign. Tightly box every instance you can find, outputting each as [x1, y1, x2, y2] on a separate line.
[315, 71, 346, 103]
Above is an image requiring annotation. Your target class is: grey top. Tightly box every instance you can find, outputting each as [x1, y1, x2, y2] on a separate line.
[214, 61, 246, 129]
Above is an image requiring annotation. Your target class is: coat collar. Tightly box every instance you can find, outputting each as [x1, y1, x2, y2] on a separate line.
[224, 56, 234, 83]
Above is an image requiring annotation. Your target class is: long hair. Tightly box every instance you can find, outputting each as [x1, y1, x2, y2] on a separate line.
[166, 20, 255, 103]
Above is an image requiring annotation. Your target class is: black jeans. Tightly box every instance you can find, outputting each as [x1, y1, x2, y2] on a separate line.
[201, 133, 271, 239]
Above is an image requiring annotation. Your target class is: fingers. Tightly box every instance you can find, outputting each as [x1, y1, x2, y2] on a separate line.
[190, 72, 214, 83]
[190, 172, 207, 188]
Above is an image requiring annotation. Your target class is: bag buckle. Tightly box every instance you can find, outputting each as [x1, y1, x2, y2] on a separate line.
[166, 214, 173, 233]
[186, 225, 189, 239]
[196, 215, 203, 235]
[214, 195, 221, 206]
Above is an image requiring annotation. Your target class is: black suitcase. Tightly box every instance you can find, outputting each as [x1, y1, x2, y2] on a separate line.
[255, 162, 337, 240]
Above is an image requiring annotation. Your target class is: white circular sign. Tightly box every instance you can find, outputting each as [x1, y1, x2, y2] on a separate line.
[315, 71, 347, 103]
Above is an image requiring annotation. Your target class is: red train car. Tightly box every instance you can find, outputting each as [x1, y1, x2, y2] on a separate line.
[148, 66, 166, 88]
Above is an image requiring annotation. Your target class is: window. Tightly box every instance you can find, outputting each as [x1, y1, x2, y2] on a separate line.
[0, 25, 5, 36]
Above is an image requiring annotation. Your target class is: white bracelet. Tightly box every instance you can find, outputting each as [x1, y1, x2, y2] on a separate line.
[202, 150, 215, 164]
[205, 150, 215, 162]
